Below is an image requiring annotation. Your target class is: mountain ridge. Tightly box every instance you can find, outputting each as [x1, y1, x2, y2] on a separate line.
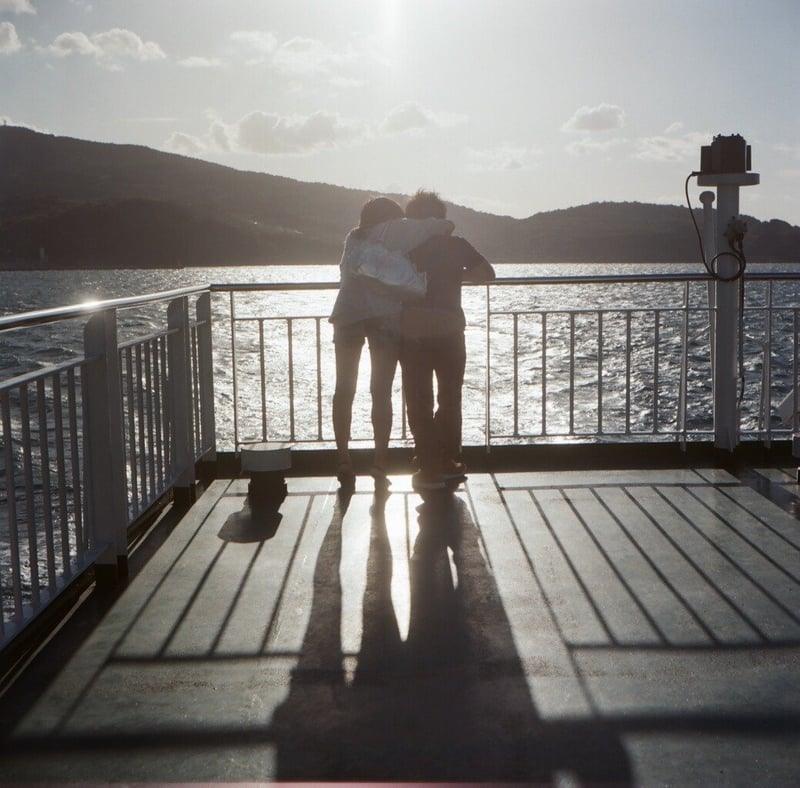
[1, 126, 798, 268]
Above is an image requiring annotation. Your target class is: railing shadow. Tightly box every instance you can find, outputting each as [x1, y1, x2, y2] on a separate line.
[270, 489, 632, 782]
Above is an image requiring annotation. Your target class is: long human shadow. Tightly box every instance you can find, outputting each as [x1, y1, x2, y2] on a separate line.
[271, 489, 632, 782]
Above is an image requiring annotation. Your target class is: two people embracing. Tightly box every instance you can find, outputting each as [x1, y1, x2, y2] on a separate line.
[330, 190, 495, 492]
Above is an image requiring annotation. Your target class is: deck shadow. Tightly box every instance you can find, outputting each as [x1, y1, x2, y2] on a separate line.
[217, 497, 284, 543]
[270, 490, 632, 782]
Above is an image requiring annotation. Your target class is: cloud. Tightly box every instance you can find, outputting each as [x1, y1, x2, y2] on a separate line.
[0, 0, 35, 14]
[562, 103, 625, 133]
[91, 27, 165, 60]
[380, 102, 465, 136]
[633, 129, 707, 163]
[230, 29, 376, 87]
[466, 143, 541, 172]
[166, 110, 366, 157]
[46, 27, 165, 68]
[235, 110, 364, 153]
[565, 136, 627, 156]
[49, 31, 95, 56]
[164, 131, 206, 156]
[209, 120, 232, 151]
[230, 30, 277, 63]
[0, 20, 20, 53]
[272, 36, 358, 76]
[177, 55, 223, 68]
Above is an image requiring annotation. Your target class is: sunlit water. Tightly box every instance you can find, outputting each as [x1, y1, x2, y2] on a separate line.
[3, 260, 800, 447]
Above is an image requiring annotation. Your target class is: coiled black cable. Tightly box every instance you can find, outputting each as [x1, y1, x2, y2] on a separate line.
[685, 172, 747, 281]
[685, 171, 748, 406]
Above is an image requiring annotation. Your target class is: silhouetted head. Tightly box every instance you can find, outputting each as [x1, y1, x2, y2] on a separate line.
[405, 189, 447, 220]
[355, 196, 404, 237]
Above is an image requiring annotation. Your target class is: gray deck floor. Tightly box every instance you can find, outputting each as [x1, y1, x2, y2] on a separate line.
[2, 467, 800, 784]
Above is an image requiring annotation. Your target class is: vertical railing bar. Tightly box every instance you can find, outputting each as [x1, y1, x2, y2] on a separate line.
[625, 312, 632, 435]
[145, 339, 157, 501]
[653, 310, 661, 434]
[67, 368, 84, 562]
[191, 322, 201, 458]
[758, 282, 772, 447]
[259, 319, 267, 441]
[541, 312, 548, 436]
[598, 311, 604, 435]
[513, 313, 519, 437]
[794, 309, 799, 434]
[152, 336, 165, 488]
[20, 384, 40, 608]
[159, 336, 170, 479]
[766, 282, 774, 441]
[135, 343, 148, 509]
[485, 289, 491, 449]
[36, 378, 57, 590]
[287, 318, 296, 442]
[230, 292, 239, 449]
[195, 293, 216, 461]
[124, 347, 139, 517]
[679, 283, 690, 446]
[569, 312, 575, 435]
[316, 317, 323, 441]
[52, 374, 71, 575]
[2, 390, 23, 620]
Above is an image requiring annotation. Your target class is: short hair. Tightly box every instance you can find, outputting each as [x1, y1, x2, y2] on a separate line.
[405, 189, 447, 220]
[357, 197, 404, 234]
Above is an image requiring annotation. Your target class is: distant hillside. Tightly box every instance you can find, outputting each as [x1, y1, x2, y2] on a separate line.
[1, 126, 798, 267]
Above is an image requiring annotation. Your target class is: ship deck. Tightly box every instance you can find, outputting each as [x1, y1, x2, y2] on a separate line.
[1, 459, 799, 784]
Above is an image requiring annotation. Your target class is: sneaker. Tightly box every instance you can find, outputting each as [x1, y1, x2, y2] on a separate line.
[370, 465, 391, 489]
[337, 462, 356, 489]
[411, 470, 446, 491]
[441, 459, 467, 479]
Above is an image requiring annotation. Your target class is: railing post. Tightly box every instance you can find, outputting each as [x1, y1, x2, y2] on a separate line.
[168, 297, 196, 503]
[697, 135, 759, 450]
[711, 181, 742, 451]
[700, 191, 716, 377]
[196, 291, 217, 463]
[83, 309, 129, 581]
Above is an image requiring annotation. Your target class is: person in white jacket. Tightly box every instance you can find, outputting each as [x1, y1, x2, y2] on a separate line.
[329, 196, 453, 489]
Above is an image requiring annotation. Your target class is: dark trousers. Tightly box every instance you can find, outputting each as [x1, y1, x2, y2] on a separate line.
[400, 332, 466, 473]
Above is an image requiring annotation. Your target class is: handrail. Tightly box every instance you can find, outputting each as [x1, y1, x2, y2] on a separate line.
[2, 271, 793, 334]
[0, 285, 209, 333]
[209, 270, 800, 295]
[0, 269, 795, 330]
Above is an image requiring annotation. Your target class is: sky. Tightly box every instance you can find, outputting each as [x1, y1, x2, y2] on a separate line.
[2, 0, 800, 226]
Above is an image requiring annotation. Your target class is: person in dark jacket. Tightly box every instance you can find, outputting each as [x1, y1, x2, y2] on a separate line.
[401, 190, 496, 491]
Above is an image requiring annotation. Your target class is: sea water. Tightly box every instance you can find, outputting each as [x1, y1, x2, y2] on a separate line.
[2, 261, 799, 616]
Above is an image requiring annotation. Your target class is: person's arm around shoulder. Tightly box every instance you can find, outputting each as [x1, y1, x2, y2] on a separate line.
[450, 235, 495, 283]
[376, 217, 454, 253]
[463, 257, 496, 283]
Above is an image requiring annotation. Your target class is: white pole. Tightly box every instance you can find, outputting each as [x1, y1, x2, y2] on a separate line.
[700, 191, 716, 377]
[697, 171, 759, 450]
[713, 182, 741, 451]
[84, 309, 129, 578]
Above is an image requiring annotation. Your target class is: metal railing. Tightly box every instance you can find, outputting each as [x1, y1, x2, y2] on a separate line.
[212, 271, 800, 452]
[1, 287, 215, 649]
[3, 269, 800, 651]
